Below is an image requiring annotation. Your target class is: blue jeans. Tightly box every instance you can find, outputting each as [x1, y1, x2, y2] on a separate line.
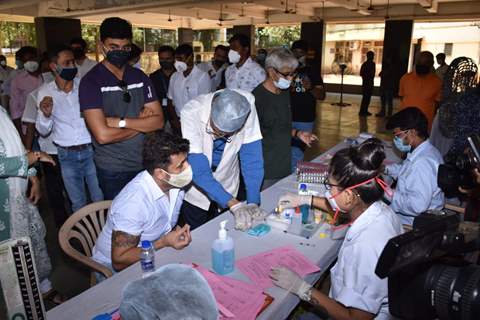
[291, 121, 315, 172]
[57, 145, 104, 213]
[96, 167, 140, 200]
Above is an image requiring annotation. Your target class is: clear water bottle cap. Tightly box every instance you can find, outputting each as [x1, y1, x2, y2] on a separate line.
[141, 240, 151, 249]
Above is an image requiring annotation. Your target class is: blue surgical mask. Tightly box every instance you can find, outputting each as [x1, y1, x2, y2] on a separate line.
[274, 77, 291, 90]
[393, 136, 412, 153]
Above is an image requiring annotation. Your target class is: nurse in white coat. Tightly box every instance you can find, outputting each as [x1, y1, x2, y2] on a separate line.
[272, 138, 403, 320]
[180, 89, 265, 230]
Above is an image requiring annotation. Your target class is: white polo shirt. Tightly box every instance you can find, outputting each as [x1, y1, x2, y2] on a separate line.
[92, 170, 185, 265]
[225, 57, 266, 92]
[167, 65, 212, 116]
[329, 201, 403, 319]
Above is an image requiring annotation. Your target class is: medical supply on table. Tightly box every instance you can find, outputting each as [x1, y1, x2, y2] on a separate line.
[247, 223, 271, 237]
[212, 220, 235, 275]
[300, 205, 309, 224]
[313, 210, 323, 224]
[266, 213, 291, 232]
[290, 207, 303, 235]
[298, 183, 308, 195]
[295, 161, 329, 184]
[140, 240, 155, 277]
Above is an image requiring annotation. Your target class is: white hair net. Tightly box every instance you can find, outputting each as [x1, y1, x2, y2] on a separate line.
[119, 264, 219, 320]
[210, 89, 251, 133]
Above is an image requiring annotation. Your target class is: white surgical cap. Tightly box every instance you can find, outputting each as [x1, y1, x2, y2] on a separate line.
[210, 89, 251, 133]
[120, 264, 219, 320]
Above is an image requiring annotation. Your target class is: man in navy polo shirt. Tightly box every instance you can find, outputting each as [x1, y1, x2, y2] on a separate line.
[79, 17, 164, 200]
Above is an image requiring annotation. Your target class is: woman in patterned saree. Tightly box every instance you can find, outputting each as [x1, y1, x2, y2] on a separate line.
[0, 106, 65, 305]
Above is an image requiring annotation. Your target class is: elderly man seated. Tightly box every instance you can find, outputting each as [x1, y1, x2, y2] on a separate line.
[120, 264, 218, 320]
[92, 131, 192, 278]
[385, 107, 445, 225]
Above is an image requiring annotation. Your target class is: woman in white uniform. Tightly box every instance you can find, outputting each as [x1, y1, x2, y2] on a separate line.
[272, 138, 403, 320]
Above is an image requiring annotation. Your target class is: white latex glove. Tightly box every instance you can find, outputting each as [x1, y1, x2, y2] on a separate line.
[246, 203, 268, 221]
[270, 267, 312, 301]
[278, 192, 312, 210]
[230, 202, 253, 231]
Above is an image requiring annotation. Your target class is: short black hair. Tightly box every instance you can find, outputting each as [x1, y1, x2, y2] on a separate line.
[143, 131, 190, 174]
[436, 53, 446, 60]
[129, 43, 143, 60]
[228, 33, 250, 49]
[175, 44, 193, 58]
[70, 37, 87, 49]
[48, 44, 73, 62]
[17, 46, 38, 59]
[367, 51, 375, 59]
[0, 55, 6, 60]
[214, 45, 229, 53]
[291, 40, 308, 52]
[329, 138, 386, 204]
[158, 45, 175, 55]
[100, 17, 132, 41]
[386, 107, 429, 139]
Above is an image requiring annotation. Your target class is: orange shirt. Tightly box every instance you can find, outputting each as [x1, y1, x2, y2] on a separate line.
[399, 72, 442, 130]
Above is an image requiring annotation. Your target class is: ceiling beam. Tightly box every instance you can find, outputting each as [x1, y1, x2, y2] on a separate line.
[418, 0, 438, 13]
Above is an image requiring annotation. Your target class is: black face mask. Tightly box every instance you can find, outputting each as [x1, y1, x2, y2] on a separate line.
[105, 49, 130, 68]
[213, 59, 225, 68]
[159, 61, 174, 70]
[72, 47, 85, 59]
[56, 65, 78, 81]
[415, 64, 430, 75]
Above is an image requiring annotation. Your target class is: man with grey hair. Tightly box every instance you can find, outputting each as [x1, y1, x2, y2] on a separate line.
[180, 89, 265, 230]
[120, 264, 219, 319]
[254, 47, 318, 189]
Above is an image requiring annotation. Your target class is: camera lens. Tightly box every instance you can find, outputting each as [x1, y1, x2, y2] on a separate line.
[428, 264, 480, 320]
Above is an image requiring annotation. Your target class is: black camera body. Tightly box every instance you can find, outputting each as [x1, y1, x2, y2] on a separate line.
[376, 211, 480, 320]
[438, 135, 480, 196]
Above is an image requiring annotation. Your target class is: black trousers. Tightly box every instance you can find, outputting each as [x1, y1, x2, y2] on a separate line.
[179, 201, 220, 230]
[42, 155, 71, 227]
[359, 85, 373, 114]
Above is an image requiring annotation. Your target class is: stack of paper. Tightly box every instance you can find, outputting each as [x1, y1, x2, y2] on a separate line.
[193, 264, 267, 320]
[237, 246, 321, 289]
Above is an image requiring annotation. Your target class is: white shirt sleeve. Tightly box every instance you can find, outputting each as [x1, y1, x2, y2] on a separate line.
[167, 73, 176, 100]
[385, 163, 402, 178]
[110, 193, 148, 236]
[240, 91, 262, 144]
[333, 244, 388, 314]
[35, 90, 54, 137]
[22, 91, 38, 124]
[181, 98, 208, 154]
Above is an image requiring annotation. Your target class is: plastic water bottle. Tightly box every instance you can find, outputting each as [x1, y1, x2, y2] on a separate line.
[140, 240, 155, 278]
[290, 206, 303, 235]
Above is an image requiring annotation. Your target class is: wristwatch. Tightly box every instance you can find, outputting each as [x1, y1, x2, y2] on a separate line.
[118, 117, 126, 128]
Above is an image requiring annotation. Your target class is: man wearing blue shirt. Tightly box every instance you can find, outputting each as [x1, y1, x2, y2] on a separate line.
[180, 89, 264, 230]
[385, 107, 445, 225]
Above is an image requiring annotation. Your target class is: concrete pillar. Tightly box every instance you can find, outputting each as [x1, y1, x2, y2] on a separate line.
[300, 21, 325, 77]
[230, 25, 255, 53]
[178, 28, 194, 45]
[35, 17, 81, 53]
[382, 20, 414, 96]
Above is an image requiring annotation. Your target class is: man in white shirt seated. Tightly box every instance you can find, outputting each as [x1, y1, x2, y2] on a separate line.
[92, 131, 192, 278]
[70, 37, 97, 78]
[36, 45, 103, 213]
[385, 107, 445, 225]
[225, 33, 266, 92]
[197, 44, 229, 92]
[167, 44, 211, 135]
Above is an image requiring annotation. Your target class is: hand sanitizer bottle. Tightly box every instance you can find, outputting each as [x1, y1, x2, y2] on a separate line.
[212, 220, 235, 275]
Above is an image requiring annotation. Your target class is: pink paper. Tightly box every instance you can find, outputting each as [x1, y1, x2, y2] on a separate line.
[237, 246, 320, 289]
[193, 264, 266, 320]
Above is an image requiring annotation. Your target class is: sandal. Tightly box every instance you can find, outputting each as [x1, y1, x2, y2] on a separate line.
[42, 289, 68, 306]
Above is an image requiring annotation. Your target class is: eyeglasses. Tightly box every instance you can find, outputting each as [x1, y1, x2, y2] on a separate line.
[323, 181, 340, 191]
[205, 123, 233, 143]
[274, 68, 297, 78]
[104, 45, 132, 52]
[118, 80, 131, 103]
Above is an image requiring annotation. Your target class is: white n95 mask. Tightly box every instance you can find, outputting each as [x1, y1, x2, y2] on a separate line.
[162, 165, 193, 188]
[228, 50, 241, 64]
[24, 61, 39, 73]
[174, 60, 187, 73]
